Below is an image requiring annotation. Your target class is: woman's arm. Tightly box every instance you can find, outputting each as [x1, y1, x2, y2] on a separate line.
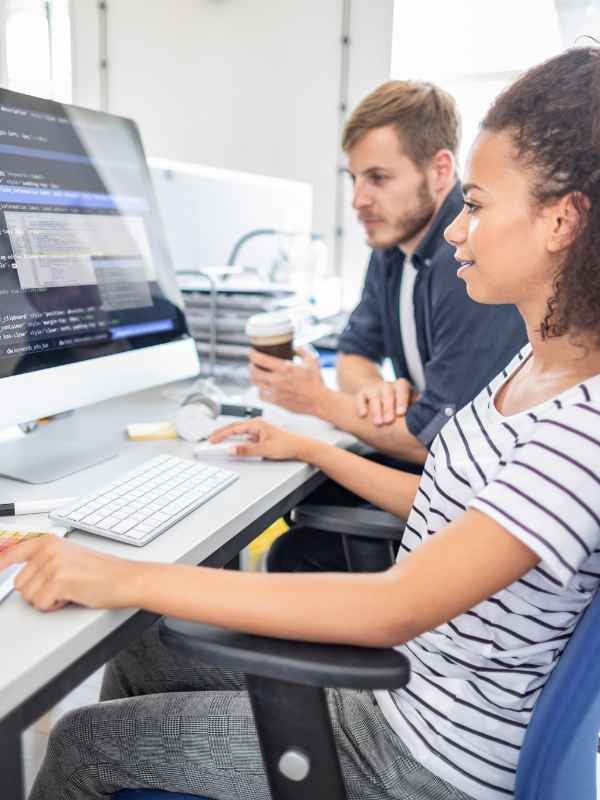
[210, 419, 421, 519]
[0, 508, 539, 648]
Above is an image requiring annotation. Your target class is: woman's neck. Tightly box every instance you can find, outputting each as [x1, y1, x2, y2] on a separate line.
[518, 286, 600, 383]
[522, 314, 600, 383]
[492, 304, 600, 417]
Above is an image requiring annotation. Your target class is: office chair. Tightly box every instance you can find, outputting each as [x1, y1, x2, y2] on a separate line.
[281, 443, 416, 574]
[115, 572, 600, 799]
[113, 507, 406, 800]
[513, 586, 600, 799]
[113, 619, 411, 800]
[289, 504, 406, 571]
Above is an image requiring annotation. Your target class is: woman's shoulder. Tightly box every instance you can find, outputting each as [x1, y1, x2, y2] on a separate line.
[470, 344, 532, 408]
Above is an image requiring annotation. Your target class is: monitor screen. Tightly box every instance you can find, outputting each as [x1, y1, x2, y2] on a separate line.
[0, 88, 189, 381]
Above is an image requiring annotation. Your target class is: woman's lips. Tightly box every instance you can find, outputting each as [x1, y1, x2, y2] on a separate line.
[456, 259, 475, 276]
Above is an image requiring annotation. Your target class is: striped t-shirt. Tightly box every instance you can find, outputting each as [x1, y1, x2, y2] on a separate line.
[375, 345, 600, 799]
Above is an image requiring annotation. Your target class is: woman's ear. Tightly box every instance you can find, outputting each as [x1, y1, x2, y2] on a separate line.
[546, 191, 590, 253]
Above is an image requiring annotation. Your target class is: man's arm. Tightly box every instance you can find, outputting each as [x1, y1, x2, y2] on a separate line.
[336, 352, 382, 393]
[315, 383, 428, 464]
[338, 352, 417, 426]
[249, 348, 428, 463]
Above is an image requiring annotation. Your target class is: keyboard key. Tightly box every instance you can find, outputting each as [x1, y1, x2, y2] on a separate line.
[125, 528, 151, 541]
[113, 520, 137, 534]
[164, 490, 207, 515]
[124, 508, 142, 517]
[132, 521, 155, 533]
[95, 515, 120, 530]
[84, 511, 109, 525]
[147, 510, 169, 523]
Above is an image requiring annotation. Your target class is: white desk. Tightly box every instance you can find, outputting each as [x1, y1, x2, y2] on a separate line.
[0, 380, 352, 800]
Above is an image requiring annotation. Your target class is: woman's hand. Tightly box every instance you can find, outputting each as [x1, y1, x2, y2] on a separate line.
[0, 535, 141, 611]
[209, 418, 313, 461]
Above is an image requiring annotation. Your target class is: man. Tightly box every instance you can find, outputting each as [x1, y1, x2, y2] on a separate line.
[250, 80, 526, 571]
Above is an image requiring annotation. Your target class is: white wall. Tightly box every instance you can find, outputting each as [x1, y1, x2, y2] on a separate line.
[342, 1, 394, 306]
[69, 0, 394, 308]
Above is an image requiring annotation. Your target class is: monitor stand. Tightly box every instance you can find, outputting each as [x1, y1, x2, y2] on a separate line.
[0, 420, 118, 484]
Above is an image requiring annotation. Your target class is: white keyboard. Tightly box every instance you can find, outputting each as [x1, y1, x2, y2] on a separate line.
[50, 454, 239, 546]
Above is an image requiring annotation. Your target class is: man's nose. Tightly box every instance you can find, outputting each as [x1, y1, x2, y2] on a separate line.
[352, 181, 371, 210]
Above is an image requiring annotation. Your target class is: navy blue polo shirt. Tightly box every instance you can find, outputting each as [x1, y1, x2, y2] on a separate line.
[338, 182, 527, 447]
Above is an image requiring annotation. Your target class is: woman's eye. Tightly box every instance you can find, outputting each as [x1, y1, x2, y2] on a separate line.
[464, 201, 480, 215]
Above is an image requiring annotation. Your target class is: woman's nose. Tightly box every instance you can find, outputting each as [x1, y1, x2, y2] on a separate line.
[444, 207, 467, 246]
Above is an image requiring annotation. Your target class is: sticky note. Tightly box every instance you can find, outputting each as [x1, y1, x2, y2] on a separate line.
[126, 422, 178, 441]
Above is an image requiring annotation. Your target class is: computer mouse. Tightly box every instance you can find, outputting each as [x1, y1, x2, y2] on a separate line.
[193, 439, 262, 461]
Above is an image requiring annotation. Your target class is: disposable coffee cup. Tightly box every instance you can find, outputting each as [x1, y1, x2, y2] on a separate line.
[245, 311, 294, 360]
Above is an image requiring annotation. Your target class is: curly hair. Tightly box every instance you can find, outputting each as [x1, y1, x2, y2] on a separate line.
[482, 46, 600, 342]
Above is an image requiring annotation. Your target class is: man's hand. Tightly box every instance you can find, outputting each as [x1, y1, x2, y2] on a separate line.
[355, 377, 414, 426]
[249, 347, 325, 415]
[210, 418, 311, 461]
[0, 535, 140, 611]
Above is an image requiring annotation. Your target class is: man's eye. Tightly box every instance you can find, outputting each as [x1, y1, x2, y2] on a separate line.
[464, 201, 480, 214]
[371, 174, 387, 185]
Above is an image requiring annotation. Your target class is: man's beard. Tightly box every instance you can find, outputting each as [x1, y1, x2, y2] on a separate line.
[395, 178, 436, 246]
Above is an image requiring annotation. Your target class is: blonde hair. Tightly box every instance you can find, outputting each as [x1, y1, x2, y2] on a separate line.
[342, 80, 460, 166]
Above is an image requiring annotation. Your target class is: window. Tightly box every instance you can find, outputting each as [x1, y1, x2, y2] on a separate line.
[1, 0, 72, 102]
[392, 0, 600, 166]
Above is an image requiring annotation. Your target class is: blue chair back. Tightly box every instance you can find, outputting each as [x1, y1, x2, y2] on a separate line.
[515, 589, 600, 799]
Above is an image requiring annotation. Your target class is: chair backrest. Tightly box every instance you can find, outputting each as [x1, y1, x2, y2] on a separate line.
[515, 589, 600, 799]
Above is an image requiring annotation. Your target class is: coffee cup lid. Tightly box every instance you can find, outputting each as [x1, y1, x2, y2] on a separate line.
[245, 311, 294, 339]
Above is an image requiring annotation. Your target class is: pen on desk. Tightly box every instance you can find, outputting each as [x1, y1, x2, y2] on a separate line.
[0, 498, 76, 516]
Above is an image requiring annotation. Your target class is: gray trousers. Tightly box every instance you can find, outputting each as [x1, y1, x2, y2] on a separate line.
[29, 623, 473, 800]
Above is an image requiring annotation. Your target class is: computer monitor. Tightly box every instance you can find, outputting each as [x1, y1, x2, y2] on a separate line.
[0, 88, 199, 482]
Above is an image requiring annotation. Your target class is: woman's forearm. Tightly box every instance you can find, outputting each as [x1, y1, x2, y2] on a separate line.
[295, 437, 419, 519]
[127, 509, 540, 651]
[131, 561, 408, 648]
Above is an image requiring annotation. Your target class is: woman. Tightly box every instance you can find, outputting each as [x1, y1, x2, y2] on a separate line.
[5, 47, 600, 800]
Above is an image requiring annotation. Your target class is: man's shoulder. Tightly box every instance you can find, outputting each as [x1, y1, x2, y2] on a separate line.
[361, 247, 400, 285]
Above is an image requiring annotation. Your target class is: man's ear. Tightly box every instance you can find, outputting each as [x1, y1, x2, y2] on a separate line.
[427, 149, 456, 193]
[546, 191, 590, 253]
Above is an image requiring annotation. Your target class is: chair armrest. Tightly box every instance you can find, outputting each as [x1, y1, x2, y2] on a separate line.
[159, 618, 410, 690]
[291, 504, 406, 541]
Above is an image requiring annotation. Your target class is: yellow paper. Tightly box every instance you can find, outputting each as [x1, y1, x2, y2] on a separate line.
[126, 422, 178, 441]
